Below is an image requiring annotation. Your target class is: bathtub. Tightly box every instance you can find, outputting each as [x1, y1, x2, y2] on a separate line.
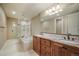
[20, 36, 33, 52]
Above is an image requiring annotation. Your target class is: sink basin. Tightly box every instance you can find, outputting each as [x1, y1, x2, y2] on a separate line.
[60, 40, 79, 44]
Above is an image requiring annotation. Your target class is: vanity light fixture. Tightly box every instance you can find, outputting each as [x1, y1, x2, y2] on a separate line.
[45, 4, 63, 16]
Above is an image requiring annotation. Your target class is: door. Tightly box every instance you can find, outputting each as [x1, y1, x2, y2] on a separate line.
[56, 19, 63, 34]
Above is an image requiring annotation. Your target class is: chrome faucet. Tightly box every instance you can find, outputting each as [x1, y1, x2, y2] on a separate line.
[67, 33, 71, 40]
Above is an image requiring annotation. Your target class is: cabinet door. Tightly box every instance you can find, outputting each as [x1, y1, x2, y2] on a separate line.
[62, 45, 79, 56]
[53, 43, 63, 56]
[70, 52, 79, 56]
[33, 36, 40, 55]
[62, 48, 71, 56]
[54, 45, 62, 56]
[51, 41, 54, 56]
[36, 37, 40, 55]
[46, 46, 51, 56]
[62, 48, 74, 56]
[45, 39, 51, 47]
[41, 45, 46, 56]
[45, 40, 51, 56]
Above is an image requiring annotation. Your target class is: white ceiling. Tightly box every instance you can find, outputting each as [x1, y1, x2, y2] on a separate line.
[1, 3, 79, 20]
[1, 3, 53, 19]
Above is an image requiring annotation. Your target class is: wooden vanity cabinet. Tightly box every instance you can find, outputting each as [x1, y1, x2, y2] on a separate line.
[33, 36, 79, 56]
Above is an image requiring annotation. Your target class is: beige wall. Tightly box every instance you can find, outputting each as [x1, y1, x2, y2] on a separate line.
[0, 6, 7, 49]
[7, 17, 17, 39]
[31, 14, 41, 35]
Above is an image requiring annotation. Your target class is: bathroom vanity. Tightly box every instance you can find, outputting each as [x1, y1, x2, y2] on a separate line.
[33, 34, 79, 56]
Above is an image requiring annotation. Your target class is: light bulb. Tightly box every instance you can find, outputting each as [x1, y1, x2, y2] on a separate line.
[46, 10, 49, 15]
[56, 5, 60, 9]
[55, 11, 58, 13]
[13, 23, 16, 27]
[12, 11, 16, 15]
[48, 9, 52, 12]
[46, 10, 49, 13]
[52, 7, 55, 11]
[59, 9, 63, 12]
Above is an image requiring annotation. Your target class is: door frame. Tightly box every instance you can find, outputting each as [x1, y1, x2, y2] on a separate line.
[55, 17, 63, 34]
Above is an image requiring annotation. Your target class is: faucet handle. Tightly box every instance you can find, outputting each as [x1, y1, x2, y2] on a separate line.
[64, 37, 66, 40]
[72, 38, 75, 41]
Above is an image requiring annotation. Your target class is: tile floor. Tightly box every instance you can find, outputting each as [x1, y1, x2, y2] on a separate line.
[0, 39, 38, 56]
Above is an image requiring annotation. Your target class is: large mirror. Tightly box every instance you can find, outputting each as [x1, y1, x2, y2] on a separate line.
[40, 3, 79, 35]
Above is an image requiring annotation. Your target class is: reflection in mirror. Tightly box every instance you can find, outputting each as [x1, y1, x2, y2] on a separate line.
[40, 3, 79, 35]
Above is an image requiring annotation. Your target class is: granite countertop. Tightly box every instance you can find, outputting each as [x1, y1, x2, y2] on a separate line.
[34, 35, 79, 48]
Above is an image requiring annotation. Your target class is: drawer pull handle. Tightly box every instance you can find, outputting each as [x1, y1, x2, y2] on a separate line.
[63, 47, 67, 50]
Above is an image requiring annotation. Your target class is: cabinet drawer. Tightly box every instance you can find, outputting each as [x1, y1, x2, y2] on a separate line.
[54, 42, 63, 47]
[41, 38, 51, 46]
[45, 40, 51, 47]
[41, 39, 46, 45]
